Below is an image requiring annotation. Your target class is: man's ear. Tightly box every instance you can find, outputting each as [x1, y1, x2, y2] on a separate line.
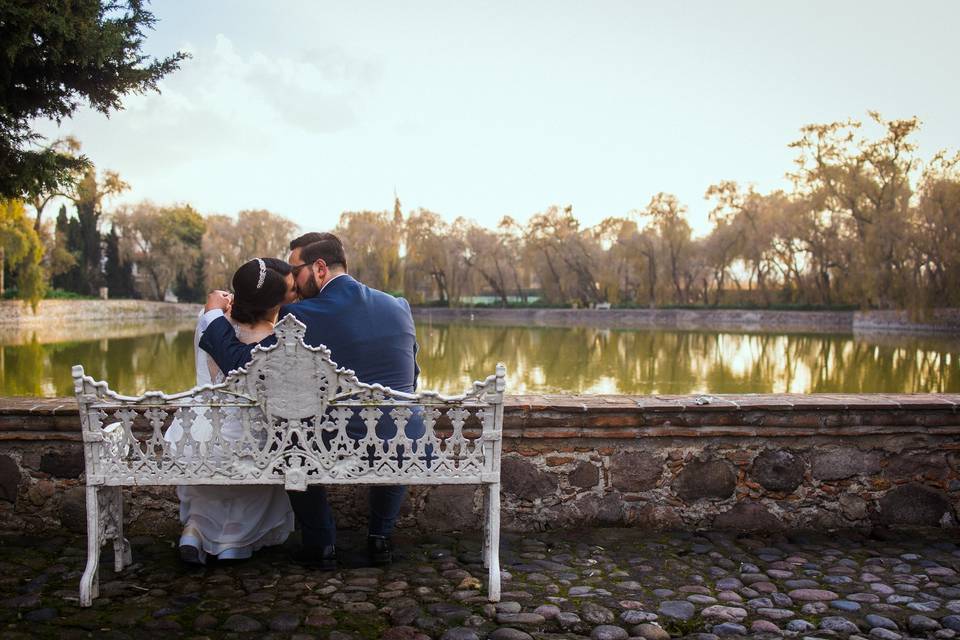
[314, 259, 328, 281]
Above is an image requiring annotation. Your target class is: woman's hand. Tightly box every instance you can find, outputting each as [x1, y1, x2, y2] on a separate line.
[205, 290, 234, 313]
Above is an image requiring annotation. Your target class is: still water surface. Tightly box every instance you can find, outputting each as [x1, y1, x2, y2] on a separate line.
[1, 319, 958, 397]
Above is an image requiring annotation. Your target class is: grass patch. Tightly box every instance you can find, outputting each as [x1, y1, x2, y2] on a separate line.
[333, 609, 389, 639]
[661, 615, 707, 636]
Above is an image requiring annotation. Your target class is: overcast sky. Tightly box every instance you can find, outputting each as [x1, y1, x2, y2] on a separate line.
[34, 0, 960, 236]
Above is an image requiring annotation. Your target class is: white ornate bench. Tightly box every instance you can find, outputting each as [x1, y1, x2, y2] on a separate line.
[72, 315, 505, 607]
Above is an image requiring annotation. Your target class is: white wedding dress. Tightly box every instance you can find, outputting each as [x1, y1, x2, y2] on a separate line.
[165, 315, 295, 562]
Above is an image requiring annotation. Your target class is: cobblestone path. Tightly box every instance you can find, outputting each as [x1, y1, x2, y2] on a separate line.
[2, 528, 960, 639]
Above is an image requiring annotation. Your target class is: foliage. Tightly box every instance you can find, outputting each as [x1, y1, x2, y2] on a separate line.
[104, 224, 135, 297]
[1, 287, 93, 300]
[112, 202, 204, 300]
[334, 204, 403, 293]
[0, 0, 187, 199]
[11, 111, 960, 312]
[0, 199, 46, 308]
[202, 209, 298, 290]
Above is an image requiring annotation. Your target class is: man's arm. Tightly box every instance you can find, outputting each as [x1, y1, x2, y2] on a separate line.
[413, 341, 421, 391]
[196, 292, 278, 374]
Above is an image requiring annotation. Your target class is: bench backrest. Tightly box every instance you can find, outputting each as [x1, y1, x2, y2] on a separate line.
[73, 315, 505, 490]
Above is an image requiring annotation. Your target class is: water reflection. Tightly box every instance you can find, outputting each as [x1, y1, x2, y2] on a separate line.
[1, 321, 958, 397]
[414, 324, 960, 395]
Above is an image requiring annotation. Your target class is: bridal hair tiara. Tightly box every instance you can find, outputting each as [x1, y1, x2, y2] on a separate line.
[255, 258, 266, 289]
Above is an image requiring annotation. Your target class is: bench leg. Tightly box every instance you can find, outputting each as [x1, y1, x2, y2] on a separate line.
[482, 483, 490, 569]
[485, 482, 501, 602]
[79, 486, 101, 607]
[107, 487, 132, 572]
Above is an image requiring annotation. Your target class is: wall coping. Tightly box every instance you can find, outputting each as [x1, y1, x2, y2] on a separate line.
[412, 307, 960, 334]
[4, 394, 959, 441]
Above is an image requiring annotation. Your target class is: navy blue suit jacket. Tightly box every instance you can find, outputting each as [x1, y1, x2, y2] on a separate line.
[199, 275, 419, 393]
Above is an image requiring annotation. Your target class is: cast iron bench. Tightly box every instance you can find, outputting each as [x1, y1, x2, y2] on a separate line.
[72, 314, 505, 606]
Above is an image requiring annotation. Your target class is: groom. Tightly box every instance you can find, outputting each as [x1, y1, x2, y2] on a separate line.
[198, 232, 420, 569]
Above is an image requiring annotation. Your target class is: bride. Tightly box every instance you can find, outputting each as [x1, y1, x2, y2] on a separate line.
[168, 257, 298, 564]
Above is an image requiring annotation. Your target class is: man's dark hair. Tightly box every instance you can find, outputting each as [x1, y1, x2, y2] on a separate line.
[290, 232, 332, 250]
[299, 235, 347, 271]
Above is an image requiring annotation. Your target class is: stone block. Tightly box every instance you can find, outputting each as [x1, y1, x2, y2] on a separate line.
[128, 508, 180, 536]
[624, 502, 683, 529]
[609, 452, 662, 492]
[568, 461, 600, 488]
[59, 486, 87, 533]
[811, 447, 881, 481]
[573, 492, 623, 524]
[883, 451, 949, 480]
[419, 485, 478, 531]
[501, 456, 559, 501]
[839, 493, 869, 521]
[749, 449, 804, 492]
[877, 483, 953, 526]
[672, 459, 736, 501]
[0, 454, 22, 503]
[39, 447, 84, 478]
[713, 502, 781, 531]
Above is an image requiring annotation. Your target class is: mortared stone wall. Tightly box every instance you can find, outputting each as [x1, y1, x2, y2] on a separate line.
[0, 394, 958, 536]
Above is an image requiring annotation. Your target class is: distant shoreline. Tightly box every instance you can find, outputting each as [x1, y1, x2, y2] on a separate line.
[2, 299, 957, 336]
[412, 306, 960, 335]
[0, 299, 202, 328]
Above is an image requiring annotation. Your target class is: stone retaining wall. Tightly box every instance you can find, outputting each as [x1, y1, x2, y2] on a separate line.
[0, 299, 201, 327]
[853, 308, 960, 333]
[1, 394, 957, 536]
[414, 307, 960, 334]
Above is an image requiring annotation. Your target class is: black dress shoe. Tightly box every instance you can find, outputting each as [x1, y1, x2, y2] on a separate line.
[291, 544, 337, 570]
[367, 535, 393, 566]
[179, 544, 206, 566]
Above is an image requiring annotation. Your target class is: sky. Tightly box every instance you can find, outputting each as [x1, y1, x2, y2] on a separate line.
[34, 0, 960, 237]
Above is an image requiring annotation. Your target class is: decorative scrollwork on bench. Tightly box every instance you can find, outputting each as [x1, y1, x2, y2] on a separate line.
[73, 314, 505, 606]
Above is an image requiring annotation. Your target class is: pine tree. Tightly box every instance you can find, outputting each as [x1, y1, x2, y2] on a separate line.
[104, 225, 134, 298]
[52, 205, 83, 292]
[173, 256, 206, 303]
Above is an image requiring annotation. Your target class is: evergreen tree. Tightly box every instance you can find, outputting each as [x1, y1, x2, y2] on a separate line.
[52, 205, 83, 291]
[104, 225, 135, 298]
[173, 256, 206, 303]
[0, 1, 187, 198]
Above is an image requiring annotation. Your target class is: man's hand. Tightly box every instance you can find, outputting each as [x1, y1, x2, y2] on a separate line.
[205, 290, 233, 313]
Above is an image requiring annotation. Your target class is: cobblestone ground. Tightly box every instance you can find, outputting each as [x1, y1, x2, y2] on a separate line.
[2, 527, 960, 640]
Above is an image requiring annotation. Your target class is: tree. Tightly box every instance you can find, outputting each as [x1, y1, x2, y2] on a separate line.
[71, 167, 129, 293]
[789, 112, 920, 307]
[0, 199, 46, 308]
[705, 182, 782, 306]
[524, 206, 602, 306]
[462, 223, 514, 305]
[335, 209, 403, 292]
[26, 137, 84, 231]
[113, 202, 205, 300]
[104, 224, 135, 297]
[202, 210, 298, 290]
[912, 151, 960, 307]
[51, 204, 83, 291]
[0, 0, 188, 199]
[403, 209, 470, 304]
[642, 193, 692, 304]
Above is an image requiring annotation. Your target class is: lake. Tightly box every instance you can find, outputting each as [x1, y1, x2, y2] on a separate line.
[1, 319, 958, 397]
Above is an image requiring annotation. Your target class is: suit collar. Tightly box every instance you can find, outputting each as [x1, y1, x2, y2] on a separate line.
[318, 272, 349, 294]
[312, 273, 354, 298]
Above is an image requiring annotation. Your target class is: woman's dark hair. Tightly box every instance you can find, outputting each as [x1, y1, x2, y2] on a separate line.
[261, 257, 292, 277]
[230, 258, 290, 325]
